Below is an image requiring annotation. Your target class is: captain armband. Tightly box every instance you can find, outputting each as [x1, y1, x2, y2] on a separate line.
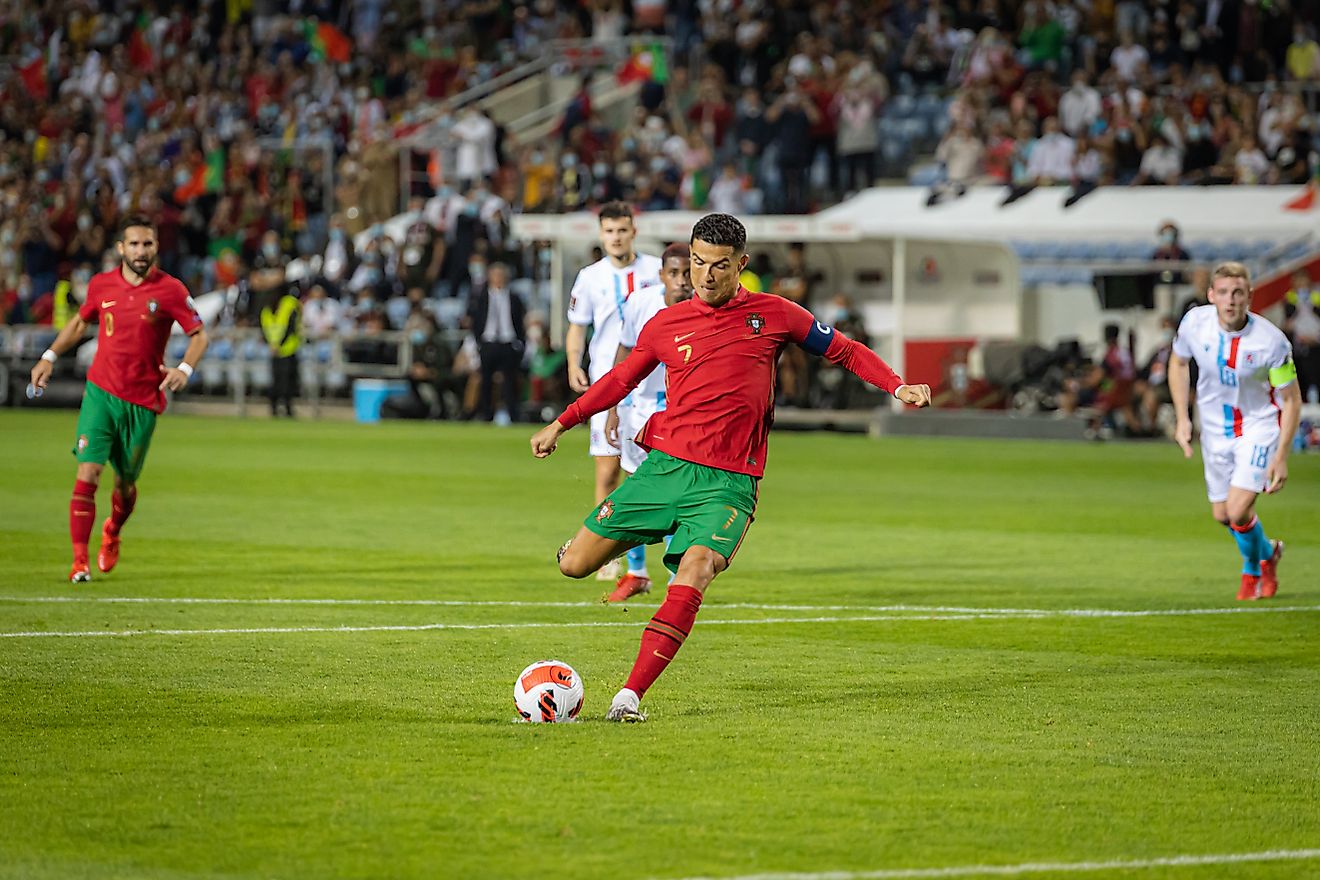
[799, 320, 835, 356]
[1268, 360, 1297, 388]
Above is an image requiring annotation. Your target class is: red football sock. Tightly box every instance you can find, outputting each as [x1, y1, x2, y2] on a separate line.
[70, 479, 97, 563]
[108, 486, 137, 536]
[624, 584, 704, 698]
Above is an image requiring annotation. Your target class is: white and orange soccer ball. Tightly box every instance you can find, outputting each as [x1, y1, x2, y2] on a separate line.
[513, 660, 584, 723]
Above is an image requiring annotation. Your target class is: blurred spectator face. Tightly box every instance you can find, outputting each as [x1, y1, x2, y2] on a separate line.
[488, 263, 510, 289]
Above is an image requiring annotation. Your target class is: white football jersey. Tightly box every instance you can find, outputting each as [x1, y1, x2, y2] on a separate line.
[619, 283, 670, 405]
[566, 253, 662, 381]
[1173, 305, 1295, 438]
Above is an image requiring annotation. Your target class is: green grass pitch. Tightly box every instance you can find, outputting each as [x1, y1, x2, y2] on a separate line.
[0, 410, 1317, 880]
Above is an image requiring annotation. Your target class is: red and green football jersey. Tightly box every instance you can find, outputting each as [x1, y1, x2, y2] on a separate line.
[78, 266, 204, 413]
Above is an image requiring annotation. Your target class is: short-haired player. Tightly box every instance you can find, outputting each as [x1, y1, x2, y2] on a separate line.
[29, 215, 208, 582]
[1169, 262, 1301, 600]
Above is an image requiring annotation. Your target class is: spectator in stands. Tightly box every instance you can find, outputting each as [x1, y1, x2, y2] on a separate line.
[398, 195, 445, 297]
[927, 121, 985, 207]
[1283, 271, 1320, 403]
[1132, 132, 1184, 185]
[466, 262, 526, 425]
[1234, 135, 1271, 184]
[1059, 70, 1103, 138]
[707, 163, 750, 214]
[1017, 5, 1066, 73]
[453, 106, 498, 191]
[302, 284, 343, 341]
[1152, 222, 1192, 263]
[732, 88, 772, 178]
[1006, 116, 1073, 206]
[384, 312, 455, 420]
[319, 215, 357, 299]
[767, 81, 819, 214]
[834, 65, 883, 197]
[1286, 23, 1320, 81]
[1110, 31, 1150, 84]
[1064, 132, 1105, 208]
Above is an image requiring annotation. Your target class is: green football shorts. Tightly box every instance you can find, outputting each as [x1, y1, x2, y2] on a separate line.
[584, 449, 759, 573]
[72, 382, 158, 483]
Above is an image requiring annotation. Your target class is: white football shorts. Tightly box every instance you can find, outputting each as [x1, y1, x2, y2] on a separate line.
[1200, 425, 1280, 503]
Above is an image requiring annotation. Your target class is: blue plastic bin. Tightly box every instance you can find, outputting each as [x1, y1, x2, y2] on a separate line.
[352, 379, 409, 423]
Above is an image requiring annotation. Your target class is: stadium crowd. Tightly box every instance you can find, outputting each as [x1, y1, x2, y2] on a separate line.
[3, 0, 1320, 418]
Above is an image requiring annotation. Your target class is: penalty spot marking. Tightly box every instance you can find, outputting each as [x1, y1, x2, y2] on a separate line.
[666, 847, 1320, 880]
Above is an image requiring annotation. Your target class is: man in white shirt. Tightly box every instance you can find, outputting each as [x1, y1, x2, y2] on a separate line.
[599, 243, 693, 601]
[467, 262, 526, 424]
[1169, 262, 1301, 600]
[565, 202, 663, 580]
[1058, 70, 1102, 138]
[1110, 31, 1149, 83]
[1133, 132, 1183, 185]
[1024, 116, 1075, 183]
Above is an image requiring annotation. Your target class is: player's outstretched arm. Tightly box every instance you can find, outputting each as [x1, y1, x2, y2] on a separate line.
[29, 315, 90, 391]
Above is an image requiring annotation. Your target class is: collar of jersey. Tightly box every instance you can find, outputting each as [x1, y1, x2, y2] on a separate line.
[691, 285, 751, 314]
[1219, 314, 1253, 337]
[113, 266, 160, 288]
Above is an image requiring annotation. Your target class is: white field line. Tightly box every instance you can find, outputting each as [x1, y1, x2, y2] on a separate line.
[2, 595, 1320, 619]
[0, 614, 990, 639]
[2, 600, 1320, 639]
[665, 847, 1320, 880]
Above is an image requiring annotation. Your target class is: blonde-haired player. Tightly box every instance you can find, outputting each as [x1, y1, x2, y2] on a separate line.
[1169, 262, 1301, 600]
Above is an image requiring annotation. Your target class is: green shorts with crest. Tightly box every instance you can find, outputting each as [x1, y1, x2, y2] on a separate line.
[584, 450, 759, 574]
[72, 382, 158, 483]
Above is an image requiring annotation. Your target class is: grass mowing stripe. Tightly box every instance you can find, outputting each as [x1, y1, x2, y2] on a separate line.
[4, 595, 1320, 618]
[6, 603, 1320, 638]
[668, 847, 1320, 880]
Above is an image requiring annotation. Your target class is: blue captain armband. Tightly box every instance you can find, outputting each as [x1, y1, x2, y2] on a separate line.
[800, 321, 835, 356]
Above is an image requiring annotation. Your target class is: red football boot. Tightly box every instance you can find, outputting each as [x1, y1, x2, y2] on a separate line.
[97, 518, 121, 573]
[1259, 540, 1283, 599]
[1236, 573, 1262, 601]
[605, 573, 652, 603]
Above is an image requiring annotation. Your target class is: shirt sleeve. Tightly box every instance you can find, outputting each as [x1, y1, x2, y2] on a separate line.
[782, 299, 903, 393]
[78, 278, 101, 322]
[566, 269, 593, 327]
[166, 280, 205, 334]
[1171, 310, 1198, 359]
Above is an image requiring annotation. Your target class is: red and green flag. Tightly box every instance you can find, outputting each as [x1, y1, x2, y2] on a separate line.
[617, 40, 669, 85]
[305, 20, 352, 64]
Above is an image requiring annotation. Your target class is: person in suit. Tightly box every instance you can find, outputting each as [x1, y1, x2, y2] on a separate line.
[467, 261, 526, 423]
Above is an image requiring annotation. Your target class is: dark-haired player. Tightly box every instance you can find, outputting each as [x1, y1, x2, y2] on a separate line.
[531, 213, 931, 721]
[29, 215, 208, 583]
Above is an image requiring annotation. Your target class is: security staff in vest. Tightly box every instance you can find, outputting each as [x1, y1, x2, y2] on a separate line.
[261, 285, 302, 418]
[466, 261, 526, 424]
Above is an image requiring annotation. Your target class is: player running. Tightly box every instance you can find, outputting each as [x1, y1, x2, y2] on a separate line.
[1169, 261, 1300, 600]
[565, 201, 662, 583]
[29, 215, 208, 583]
[601, 242, 694, 602]
[530, 213, 932, 721]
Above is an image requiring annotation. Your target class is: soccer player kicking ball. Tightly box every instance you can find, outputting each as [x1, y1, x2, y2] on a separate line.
[601, 242, 695, 602]
[29, 215, 208, 583]
[1168, 262, 1300, 600]
[531, 214, 931, 721]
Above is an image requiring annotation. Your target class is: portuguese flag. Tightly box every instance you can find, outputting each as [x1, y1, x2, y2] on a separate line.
[127, 12, 154, 71]
[617, 40, 669, 85]
[305, 20, 352, 64]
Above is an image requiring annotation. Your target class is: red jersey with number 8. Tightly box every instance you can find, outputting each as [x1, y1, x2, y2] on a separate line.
[78, 267, 204, 413]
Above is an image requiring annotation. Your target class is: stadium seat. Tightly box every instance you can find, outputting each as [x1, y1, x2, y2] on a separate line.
[884, 94, 916, 119]
[908, 161, 945, 187]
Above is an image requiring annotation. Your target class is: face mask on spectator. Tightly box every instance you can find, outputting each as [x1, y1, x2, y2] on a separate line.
[330, 228, 345, 241]
[1161, 231, 1176, 246]
[410, 329, 427, 344]
[593, 162, 608, 178]
[263, 242, 281, 260]
[78, 214, 93, 232]
[470, 260, 487, 284]
[530, 152, 544, 164]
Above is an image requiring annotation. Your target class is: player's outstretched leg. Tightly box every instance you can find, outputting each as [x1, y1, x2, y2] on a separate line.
[69, 478, 97, 583]
[98, 483, 136, 573]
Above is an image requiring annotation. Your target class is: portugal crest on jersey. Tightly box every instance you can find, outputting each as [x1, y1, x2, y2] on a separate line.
[746, 313, 765, 335]
[595, 500, 614, 522]
[147, 299, 159, 314]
